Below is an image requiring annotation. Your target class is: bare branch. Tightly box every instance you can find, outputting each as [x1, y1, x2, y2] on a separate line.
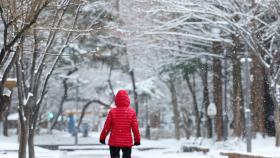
[108, 60, 115, 104]
[0, 0, 50, 65]
[77, 99, 110, 129]
[33, 27, 101, 33]
[50, 67, 78, 130]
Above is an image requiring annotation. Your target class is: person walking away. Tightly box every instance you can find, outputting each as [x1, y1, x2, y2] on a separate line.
[100, 90, 141, 158]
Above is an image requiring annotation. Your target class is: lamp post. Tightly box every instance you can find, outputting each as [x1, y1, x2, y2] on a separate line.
[207, 102, 217, 144]
[240, 52, 252, 152]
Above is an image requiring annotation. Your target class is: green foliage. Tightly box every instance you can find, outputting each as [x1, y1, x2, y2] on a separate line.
[160, 58, 207, 79]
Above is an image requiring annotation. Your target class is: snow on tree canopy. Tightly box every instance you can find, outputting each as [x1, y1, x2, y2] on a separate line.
[122, 77, 164, 99]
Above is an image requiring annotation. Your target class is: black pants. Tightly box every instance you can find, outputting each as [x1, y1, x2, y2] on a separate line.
[109, 146, 132, 158]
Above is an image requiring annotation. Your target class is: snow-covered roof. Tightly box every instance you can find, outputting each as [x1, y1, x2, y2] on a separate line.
[3, 88, 11, 96]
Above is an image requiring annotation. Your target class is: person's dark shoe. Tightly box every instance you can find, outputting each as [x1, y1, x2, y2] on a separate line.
[100, 139, 105, 144]
[134, 142, 140, 146]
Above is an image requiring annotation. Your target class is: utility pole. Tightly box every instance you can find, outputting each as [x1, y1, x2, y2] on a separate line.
[241, 52, 252, 152]
[223, 49, 228, 140]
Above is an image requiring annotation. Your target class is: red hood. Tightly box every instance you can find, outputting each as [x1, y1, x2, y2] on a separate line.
[115, 90, 130, 107]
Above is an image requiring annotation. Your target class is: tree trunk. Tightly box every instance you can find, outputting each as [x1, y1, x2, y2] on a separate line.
[232, 44, 244, 137]
[0, 95, 10, 135]
[169, 79, 180, 140]
[267, 71, 280, 146]
[28, 125, 35, 158]
[212, 42, 223, 141]
[130, 70, 139, 116]
[108, 64, 115, 103]
[3, 89, 13, 136]
[18, 110, 27, 158]
[274, 104, 280, 146]
[0, 114, 2, 136]
[185, 74, 201, 137]
[16, 48, 27, 158]
[28, 104, 39, 158]
[3, 104, 10, 136]
[201, 63, 211, 138]
[78, 104, 90, 130]
[0, 96, 4, 116]
[251, 55, 265, 135]
[182, 108, 191, 139]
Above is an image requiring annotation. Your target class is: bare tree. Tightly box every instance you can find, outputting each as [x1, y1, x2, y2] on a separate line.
[0, 0, 50, 129]
[200, 62, 211, 138]
[50, 68, 78, 132]
[231, 35, 245, 137]
[14, 0, 105, 157]
[170, 78, 180, 140]
[212, 42, 223, 141]
[162, 74, 181, 140]
[185, 73, 201, 137]
[129, 0, 280, 145]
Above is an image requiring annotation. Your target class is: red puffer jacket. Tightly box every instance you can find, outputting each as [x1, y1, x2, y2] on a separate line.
[100, 90, 141, 147]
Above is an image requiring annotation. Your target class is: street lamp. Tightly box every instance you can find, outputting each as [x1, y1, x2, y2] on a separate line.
[240, 52, 252, 152]
[207, 102, 217, 145]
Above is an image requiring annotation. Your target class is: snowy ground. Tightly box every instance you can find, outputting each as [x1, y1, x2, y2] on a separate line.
[1, 130, 280, 158]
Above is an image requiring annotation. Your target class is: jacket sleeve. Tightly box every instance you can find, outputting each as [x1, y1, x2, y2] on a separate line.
[100, 110, 113, 141]
[131, 112, 141, 143]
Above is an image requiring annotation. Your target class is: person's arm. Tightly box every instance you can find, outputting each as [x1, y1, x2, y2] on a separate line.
[131, 112, 141, 145]
[99, 110, 113, 144]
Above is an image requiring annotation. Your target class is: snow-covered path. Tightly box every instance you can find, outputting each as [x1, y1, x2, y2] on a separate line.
[60, 154, 209, 158]
[2, 131, 280, 158]
[59, 150, 210, 158]
[60, 153, 109, 158]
